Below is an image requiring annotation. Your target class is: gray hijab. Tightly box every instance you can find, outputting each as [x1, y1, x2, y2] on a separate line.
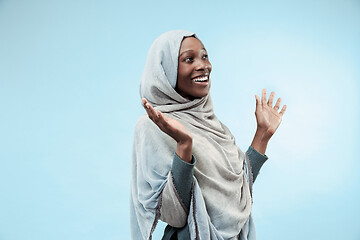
[131, 30, 253, 239]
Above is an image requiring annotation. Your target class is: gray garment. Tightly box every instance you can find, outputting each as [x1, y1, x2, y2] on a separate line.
[131, 30, 257, 239]
[162, 146, 268, 239]
[160, 154, 196, 228]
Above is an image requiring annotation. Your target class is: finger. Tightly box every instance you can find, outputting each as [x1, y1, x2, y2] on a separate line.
[142, 99, 159, 121]
[157, 111, 168, 127]
[279, 104, 287, 116]
[142, 98, 151, 115]
[144, 105, 155, 121]
[268, 91, 275, 107]
[147, 103, 159, 120]
[274, 98, 282, 111]
[255, 94, 261, 105]
[142, 98, 152, 113]
[255, 94, 261, 112]
[142, 98, 147, 107]
[261, 89, 267, 105]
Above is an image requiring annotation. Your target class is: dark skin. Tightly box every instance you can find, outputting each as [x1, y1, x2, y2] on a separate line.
[143, 37, 286, 163]
[176, 37, 212, 100]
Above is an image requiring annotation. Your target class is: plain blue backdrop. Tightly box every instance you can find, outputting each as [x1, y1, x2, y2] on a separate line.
[0, 0, 359, 239]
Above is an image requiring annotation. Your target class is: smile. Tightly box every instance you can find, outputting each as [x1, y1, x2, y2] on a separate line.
[192, 76, 209, 82]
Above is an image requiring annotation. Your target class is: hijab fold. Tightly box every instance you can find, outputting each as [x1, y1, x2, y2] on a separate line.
[131, 30, 253, 239]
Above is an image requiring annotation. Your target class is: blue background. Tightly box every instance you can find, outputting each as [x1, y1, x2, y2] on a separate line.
[0, 0, 359, 239]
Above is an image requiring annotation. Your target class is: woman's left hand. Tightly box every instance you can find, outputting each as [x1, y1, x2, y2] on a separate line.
[254, 89, 287, 139]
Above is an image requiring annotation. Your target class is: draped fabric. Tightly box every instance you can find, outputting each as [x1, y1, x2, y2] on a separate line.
[130, 30, 253, 239]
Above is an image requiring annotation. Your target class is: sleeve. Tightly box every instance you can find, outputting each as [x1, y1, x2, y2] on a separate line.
[247, 146, 268, 182]
[160, 153, 196, 228]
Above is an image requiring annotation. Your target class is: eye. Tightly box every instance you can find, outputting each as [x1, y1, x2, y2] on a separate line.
[184, 57, 194, 63]
[202, 54, 209, 60]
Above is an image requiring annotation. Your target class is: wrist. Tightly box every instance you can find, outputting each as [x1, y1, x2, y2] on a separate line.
[176, 140, 193, 163]
[255, 127, 273, 142]
[251, 128, 271, 155]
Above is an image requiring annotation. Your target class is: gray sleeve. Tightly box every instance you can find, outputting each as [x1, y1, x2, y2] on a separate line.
[247, 146, 268, 182]
[171, 153, 196, 210]
[159, 153, 196, 228]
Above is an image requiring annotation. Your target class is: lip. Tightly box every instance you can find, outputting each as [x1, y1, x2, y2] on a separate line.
[193, 81, 209, 86]
[191, 74, 209, 80]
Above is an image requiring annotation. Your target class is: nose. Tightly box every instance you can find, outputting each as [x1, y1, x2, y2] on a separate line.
[195, 59, 211, 73]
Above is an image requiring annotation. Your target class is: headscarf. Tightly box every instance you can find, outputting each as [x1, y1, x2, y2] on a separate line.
[130, 30, 253, 239]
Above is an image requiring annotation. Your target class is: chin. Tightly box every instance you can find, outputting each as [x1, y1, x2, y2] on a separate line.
[193, 92, 209, 99]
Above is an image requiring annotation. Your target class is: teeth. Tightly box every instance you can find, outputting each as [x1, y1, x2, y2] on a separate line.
[193, 76, 208, 82]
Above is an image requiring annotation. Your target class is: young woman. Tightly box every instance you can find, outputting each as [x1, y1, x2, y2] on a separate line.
[130, 30, 286, 240]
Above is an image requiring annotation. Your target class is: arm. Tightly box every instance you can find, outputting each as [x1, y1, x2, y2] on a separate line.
[247, 146, 268, 182]
[246, 89, 286, 183]
[251, 89, 286, 155]
[160, 153, 195, 228]
[171, 153, 195, 210]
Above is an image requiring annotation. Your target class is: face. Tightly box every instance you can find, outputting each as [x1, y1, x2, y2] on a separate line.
[176, 37, 212, 100]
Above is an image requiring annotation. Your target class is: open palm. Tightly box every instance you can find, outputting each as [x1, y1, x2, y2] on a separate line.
[255, 89, 287, 136]
[142, 98, 192, 144]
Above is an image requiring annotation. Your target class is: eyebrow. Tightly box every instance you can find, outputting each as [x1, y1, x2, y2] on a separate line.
[179, 48, 207, 57]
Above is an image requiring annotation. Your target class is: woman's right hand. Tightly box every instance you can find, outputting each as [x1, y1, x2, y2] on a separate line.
[142, 98, 193, 163]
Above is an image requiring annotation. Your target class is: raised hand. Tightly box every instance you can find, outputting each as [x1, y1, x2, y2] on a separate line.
[142, 98, 193, 162]
[254, 89, 287, 137]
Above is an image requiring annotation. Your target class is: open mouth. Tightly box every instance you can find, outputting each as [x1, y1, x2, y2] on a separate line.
[192, 75, 209, 82]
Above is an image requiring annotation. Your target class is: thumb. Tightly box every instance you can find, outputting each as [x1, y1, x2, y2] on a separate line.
[255, 94, 261, 106]
[255, 94, 262, 114]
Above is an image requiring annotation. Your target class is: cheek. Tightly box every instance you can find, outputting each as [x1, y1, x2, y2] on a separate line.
[178, 67, 192, 82]
[182, 66, 193, 76]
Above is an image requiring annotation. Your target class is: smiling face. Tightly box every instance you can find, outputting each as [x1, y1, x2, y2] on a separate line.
[176, 36, 212, 100]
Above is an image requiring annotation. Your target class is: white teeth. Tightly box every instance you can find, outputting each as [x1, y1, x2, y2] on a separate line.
[193, 76, 208, 82]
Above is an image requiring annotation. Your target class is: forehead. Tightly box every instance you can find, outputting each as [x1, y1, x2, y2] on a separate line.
[179, 37, 205, 52]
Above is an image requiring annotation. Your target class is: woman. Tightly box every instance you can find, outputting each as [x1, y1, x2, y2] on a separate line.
[130, 30, 286, 240]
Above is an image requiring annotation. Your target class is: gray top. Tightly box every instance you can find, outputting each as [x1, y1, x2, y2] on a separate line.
[162, 146, 268, 239]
